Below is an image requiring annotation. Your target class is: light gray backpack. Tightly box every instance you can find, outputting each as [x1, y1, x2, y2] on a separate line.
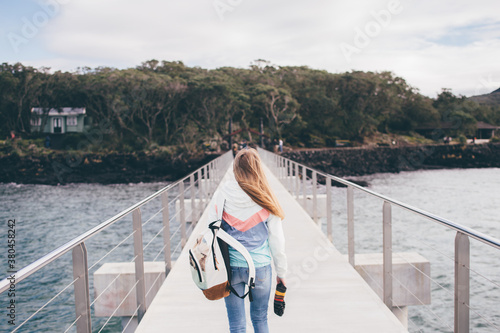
[188, 197, 256, 301]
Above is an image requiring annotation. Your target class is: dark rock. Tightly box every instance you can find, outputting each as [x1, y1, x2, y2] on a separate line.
[282, 143, 500, 178]
[0, 151, 219, 185]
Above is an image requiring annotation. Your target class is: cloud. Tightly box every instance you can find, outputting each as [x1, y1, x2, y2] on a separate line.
[7, 0, 500, 97]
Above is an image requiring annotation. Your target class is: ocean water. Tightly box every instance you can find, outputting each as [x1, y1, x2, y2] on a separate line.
[1, 168, 499, 332]
[0, 181, 185, 333]
[324, 167, 500, 333]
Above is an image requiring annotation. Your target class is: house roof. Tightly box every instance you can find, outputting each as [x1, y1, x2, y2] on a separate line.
[476, 121, 500, 129]
[31, 107, 86, 116]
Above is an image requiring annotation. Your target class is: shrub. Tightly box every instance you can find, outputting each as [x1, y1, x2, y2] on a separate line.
[457, 134, 467, 145]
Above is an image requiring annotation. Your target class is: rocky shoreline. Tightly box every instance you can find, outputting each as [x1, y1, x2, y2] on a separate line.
[1, 143, 499, 185]
[0, 151, 218, 185]
[282, 143, 500, 177]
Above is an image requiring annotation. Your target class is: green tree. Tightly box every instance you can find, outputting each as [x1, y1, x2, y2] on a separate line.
[251, 84, 300, 138]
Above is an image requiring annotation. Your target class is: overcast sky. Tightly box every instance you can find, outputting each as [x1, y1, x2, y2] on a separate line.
[1, 0, 499, 97]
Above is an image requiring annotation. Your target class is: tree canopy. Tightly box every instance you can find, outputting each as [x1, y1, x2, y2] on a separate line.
[1, 60, 498, 151]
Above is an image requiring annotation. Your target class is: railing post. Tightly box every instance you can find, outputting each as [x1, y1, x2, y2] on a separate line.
[285, 160, 292, 192]
[279, 157, 283, 181]
[276, 156, 279, 178]
[205, 164, 210, 202]
[347, 186, 355, 267]
[312, 170, 318, 224]
[284, 159, 287, 182]
[455, 232, 470, 333]
[213, 160, 217, 187]
[278, 156, 283, 180]
[204, 165, 209, 199]
[190, 174, 196, 227]
[200, 168, 206, 206]
[197, 169, 203, 217]
[383, 201, 392, 308]
[211, 161, 215, 191]
[213, 160, 217, 183]
[326, 177, 332, 242]
[72, 242, 91, 333]
[161, 191, 172, 275]
[179, 180, 186, 247]
[215, 159, 219, 182]
[283, 158, 286, 182]
[207, 163, 212, 195]
[295, 163, 299, 198]
[132, 208, 147, 322]
[282, 157, 288, 182]
[281, 157, 284, 181]
[213, 160, 216, 185]
[302, 166, 307, 210]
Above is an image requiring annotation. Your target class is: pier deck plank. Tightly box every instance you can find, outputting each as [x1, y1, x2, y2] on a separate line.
[136, 164, 407, 332]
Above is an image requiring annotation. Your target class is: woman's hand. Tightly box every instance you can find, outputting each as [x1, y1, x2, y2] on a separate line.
[276, 276, 286, 286]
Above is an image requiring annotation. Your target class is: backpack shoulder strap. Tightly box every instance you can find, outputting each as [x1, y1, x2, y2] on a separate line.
[217, 229, 256, 297]
[214, 191, 225, 222]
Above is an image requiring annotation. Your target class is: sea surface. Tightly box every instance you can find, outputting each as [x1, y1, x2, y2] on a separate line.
[325, 167, 500, 333]
[0, 181, 182, 333]
[0, 168, 499, 332]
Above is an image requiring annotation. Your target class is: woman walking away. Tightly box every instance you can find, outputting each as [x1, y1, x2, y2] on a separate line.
[209, 148, 287, 333]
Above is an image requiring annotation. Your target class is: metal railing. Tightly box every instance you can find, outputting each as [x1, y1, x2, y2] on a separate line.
[0, 150, 233, 333]
[258, 147, 500, 333]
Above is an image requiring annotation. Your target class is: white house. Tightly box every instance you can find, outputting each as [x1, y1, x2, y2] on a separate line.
[31, 107, 89, 134]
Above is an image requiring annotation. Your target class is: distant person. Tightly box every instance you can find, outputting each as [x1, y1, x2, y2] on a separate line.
[232, 142, 239, 158]
[279, 139, 283, 153]
[45, 136, 51, 148]
[472, 137, 476, 144]
[10, 131, 15, 140]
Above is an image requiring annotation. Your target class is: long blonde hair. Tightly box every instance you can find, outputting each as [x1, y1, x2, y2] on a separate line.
[233, 148, 285, 219]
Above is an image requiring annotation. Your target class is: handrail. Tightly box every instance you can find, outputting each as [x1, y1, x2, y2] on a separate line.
[258, 147, 500, 333]
[0, 151, 233, 317]
[261, 148, 500, 251]
[313, 170, 500, 250]
[0, 181, 175, 294]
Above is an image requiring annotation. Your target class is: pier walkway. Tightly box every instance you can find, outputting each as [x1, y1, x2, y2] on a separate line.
[135, 162, 406, 332]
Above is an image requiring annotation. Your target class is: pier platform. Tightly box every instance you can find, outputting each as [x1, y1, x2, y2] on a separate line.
[135, 164, 407, 332]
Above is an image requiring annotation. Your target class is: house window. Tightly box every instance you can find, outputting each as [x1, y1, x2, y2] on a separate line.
[31, 117, 42, 126]
[67, 116, 77, 126]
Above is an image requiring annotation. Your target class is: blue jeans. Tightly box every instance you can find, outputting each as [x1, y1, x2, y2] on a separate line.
[224, 265, 272, 333]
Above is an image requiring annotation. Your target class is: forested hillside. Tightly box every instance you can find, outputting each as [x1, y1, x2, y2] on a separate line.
[1, 60, 498, 152]
[469, 88, 500, 107]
